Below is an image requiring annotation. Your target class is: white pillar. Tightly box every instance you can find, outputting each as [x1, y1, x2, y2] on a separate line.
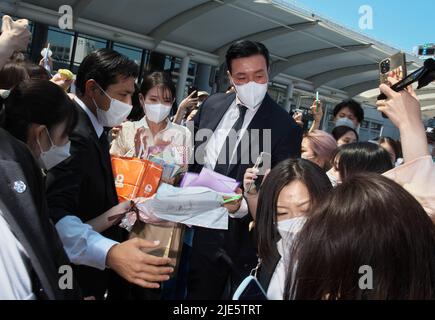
[295, 94, 302, 109]
[176, 55, 190, 105]
[283, 81, 294, 112]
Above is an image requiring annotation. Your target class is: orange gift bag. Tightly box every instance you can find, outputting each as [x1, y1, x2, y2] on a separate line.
[111, 156, 163, 202]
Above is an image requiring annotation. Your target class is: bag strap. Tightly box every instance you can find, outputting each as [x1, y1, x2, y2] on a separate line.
[250, 258, 262, 278]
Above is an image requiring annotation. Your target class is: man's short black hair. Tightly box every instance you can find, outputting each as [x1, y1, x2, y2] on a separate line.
[333, 99, 364, 123]
[75, 48, 139, 95]
[226, 40, 270, 73]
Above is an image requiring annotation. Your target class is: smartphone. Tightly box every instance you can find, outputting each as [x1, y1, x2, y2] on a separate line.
[379, 52, 407, 85]
[315, 91, 320, 112]
[247, 152, 272, 192]
[233, 275, 268, 300]
[294, 108, 304, 116]
[188, 86, 198, 99]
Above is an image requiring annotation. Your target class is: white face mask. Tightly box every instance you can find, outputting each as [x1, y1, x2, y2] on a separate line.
[144, 103, 172, 124]
[92, 82, 132, 127]
[277, 216, 307, 240]
[233, 80, 268, 109]
[37, 127, 71, 170]
[326, 170, 338, 187]
[334, 117, 356, 130]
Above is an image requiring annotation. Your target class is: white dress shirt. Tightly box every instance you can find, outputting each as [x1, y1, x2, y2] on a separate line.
[0, 211, 35, 300]
[204, 97, 261, 218]
[204, 97, 260, 170]
[74, 96, 104, 138]
[54, 96, 118, 270]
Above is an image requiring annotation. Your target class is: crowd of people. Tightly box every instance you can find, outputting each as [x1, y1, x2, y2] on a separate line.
[0, 14, 434, 300]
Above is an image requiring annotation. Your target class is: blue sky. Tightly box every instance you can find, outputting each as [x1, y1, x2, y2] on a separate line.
[292, 0, 434, 53]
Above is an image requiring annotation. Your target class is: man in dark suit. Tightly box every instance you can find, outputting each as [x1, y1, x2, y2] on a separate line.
[0, 127, 81, 299]
[45, 49, 173, 299]
[187, 40, 302, 299]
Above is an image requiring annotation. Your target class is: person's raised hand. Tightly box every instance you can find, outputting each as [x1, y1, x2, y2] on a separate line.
[0, 15, 31, 53]
[292, 111, 304, 128]
[223, 188, 243, 213]
[310, 100, 323, 122]
[376, 82, 422, 131]
[134, 127, 148, 158]
[50, 72, 73, 91]
[377, 80, 428, 162]
[178, 90, 199, 113]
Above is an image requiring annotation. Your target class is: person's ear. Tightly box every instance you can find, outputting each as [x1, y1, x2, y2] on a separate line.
[27, 124, 47, 156]
[84, 79, 101, 100]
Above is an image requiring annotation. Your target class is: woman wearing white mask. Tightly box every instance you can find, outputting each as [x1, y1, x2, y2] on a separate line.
[242, 159, 332, 300]
[110, 72, 192, 160]
[2, 80, 75, 170]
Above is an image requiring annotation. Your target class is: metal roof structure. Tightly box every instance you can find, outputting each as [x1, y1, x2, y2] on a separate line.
[1, 0, 433, 118]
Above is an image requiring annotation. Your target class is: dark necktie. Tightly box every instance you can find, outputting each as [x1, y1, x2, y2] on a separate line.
[214, 104, 248, 175]
[99, 129, 118, 204]
[99, 129, 110, 152]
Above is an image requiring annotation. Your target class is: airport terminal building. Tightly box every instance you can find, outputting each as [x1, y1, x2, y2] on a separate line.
[2, 0, 434, 141]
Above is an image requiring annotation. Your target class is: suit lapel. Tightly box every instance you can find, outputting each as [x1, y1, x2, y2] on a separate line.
[202, 93, 236, 131]
[74, 103, 117, 204]
[74, 102, 110, 171]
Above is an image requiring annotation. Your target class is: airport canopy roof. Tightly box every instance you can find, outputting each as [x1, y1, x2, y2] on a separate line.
[1, 0, 433, 118]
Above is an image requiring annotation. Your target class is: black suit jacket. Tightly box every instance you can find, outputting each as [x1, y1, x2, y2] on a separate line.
[0, 128, 81, 299]
[187, 92, 302, 298]
[45, 101, 121, 298]
[190, 92, 302, 181]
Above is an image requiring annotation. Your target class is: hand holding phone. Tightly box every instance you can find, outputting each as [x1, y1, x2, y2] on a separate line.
[246, 152, 271, 193]
[222, 188, 243, 213]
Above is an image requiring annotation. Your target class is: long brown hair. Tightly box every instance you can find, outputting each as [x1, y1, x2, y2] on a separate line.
[284, 173, 435, 300]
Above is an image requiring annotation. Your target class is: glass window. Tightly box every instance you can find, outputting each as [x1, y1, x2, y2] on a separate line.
[46, 26, 74, 71]
[188, 61, 197, 77]
[113, 43, 143, 66]
[370, 122, 382, 131]
[73, 34, 107, 66]
[163, 55, 175, 71]
[360, 120, 370, 129]
[25, 21, 34, 55]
